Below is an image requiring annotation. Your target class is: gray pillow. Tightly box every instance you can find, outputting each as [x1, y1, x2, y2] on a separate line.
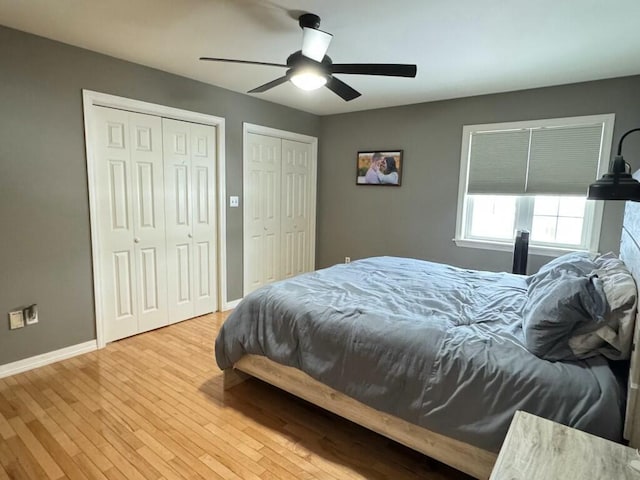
[534, 251, 597, 279]
[523, 271, 608, 361]
[569, 253, 637, 360]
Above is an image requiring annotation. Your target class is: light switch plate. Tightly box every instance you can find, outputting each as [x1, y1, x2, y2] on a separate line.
[229, 196, 239, 207]
[9, 310, 25, 330]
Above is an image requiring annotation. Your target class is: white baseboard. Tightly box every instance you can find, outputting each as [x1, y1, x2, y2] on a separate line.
[221, 298, 242, 311]
[0, 340, 98, 379]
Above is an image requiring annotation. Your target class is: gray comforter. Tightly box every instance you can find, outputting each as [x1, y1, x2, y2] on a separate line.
[215, 256, 624, 451]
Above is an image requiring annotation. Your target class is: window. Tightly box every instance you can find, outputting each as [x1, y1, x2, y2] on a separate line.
[455, 114, 615, 255]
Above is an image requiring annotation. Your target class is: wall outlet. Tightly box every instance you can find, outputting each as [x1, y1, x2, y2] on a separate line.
[345, 257, 351, 264]
[24, 304, 38, 325]
[9, 310, 25, 330]
[229, 196, 239, 208]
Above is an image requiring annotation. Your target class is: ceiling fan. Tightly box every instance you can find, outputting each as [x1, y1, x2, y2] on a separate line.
[200, 13, 417, 101]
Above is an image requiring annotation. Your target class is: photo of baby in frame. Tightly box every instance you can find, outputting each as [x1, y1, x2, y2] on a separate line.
[356, 150, 403, 186]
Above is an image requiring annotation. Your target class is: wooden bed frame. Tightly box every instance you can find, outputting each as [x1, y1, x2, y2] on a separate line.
[224, 356, 497, 478]
[223, 201, 640, 480]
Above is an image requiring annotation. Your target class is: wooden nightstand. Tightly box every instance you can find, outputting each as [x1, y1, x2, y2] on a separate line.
[490, 410, 640, 479]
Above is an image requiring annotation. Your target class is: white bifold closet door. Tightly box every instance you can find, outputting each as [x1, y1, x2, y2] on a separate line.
[162, 118, 218, 324]
[245, 133, 282, 293]
[244, 132, 315, 295]
[93, 107, 168, 342]
[281, 139, 314, 279]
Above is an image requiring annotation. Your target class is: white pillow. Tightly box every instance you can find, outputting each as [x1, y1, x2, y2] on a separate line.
[569, 253, 637, 360]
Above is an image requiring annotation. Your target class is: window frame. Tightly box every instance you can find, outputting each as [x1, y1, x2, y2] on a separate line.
[454, 114, 615, 256]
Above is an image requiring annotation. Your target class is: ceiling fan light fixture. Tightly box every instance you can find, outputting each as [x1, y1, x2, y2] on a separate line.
[290, 70, 327, 91]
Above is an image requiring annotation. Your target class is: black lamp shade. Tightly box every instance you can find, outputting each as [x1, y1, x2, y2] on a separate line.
[587, 173, 640, 201]
[588, 153, 640, 201]
[588, 128, 640, 201]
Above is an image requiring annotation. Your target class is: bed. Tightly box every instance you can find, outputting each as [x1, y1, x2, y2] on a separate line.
[216, 202, 640, 479]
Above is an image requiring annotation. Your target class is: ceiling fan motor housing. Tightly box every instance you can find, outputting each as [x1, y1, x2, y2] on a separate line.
[299, 13, 321, 30]
[287, 51, 331, 74]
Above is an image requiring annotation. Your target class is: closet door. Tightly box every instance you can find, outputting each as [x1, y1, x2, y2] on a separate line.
[163, 119, 194, 323]
[190, 123, 218, 316]
[281, 139, 314, 279]
[163, 118, 217, 323]
[93, 107, 167, 342]
[244, 133, 282, 294]
[130, 112, 169, 333]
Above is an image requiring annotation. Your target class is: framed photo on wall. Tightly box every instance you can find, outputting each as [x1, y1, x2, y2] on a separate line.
[356, 150, 403, 186]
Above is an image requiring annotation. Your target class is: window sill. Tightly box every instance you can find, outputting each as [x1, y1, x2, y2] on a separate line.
[453, 238, 590, 257]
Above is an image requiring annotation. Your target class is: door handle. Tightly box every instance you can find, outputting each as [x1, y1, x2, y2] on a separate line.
[134, 237, 140, 243]
[188, 233, 193, 238]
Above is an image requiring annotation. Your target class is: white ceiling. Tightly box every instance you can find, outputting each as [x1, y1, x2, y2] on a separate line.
[1, 0, 640, 116]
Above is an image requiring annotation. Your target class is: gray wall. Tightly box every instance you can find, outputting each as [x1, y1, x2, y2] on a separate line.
[316, 75, 640, 273]
[0, 26, 319, 365]
[2, 24, 639, 368]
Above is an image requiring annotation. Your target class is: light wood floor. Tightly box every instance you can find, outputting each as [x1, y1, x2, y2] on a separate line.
[0, 313, 471, 480]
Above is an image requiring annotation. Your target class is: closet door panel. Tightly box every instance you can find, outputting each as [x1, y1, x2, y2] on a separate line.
[191, 123, 218, 316]
[246, 230, 263, 291]
[176, 242, 192, 302]
[93, 107, 139, 342]
[139, 247, 160, 313]
[244, 133, 282, 294]
[174, 166, 190, 226]
[264, 230, 279, 283]
[108, 160, 129, 231]
[281, 139, 313, 278]
[163, 118, 195, 323]
[112, 251, 134, 319]
[129, 112, 168, 333]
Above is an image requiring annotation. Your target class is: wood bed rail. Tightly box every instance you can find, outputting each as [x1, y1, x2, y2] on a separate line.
[225, 354, 497, 479]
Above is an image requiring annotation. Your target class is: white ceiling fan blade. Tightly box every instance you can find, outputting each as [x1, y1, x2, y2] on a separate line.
[301, 27, 333, 62]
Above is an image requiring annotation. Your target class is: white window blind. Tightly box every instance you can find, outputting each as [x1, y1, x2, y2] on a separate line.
[467, 130, 530, 194]
[527, 124, 604, 195]
[466, 122, 604, 196]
